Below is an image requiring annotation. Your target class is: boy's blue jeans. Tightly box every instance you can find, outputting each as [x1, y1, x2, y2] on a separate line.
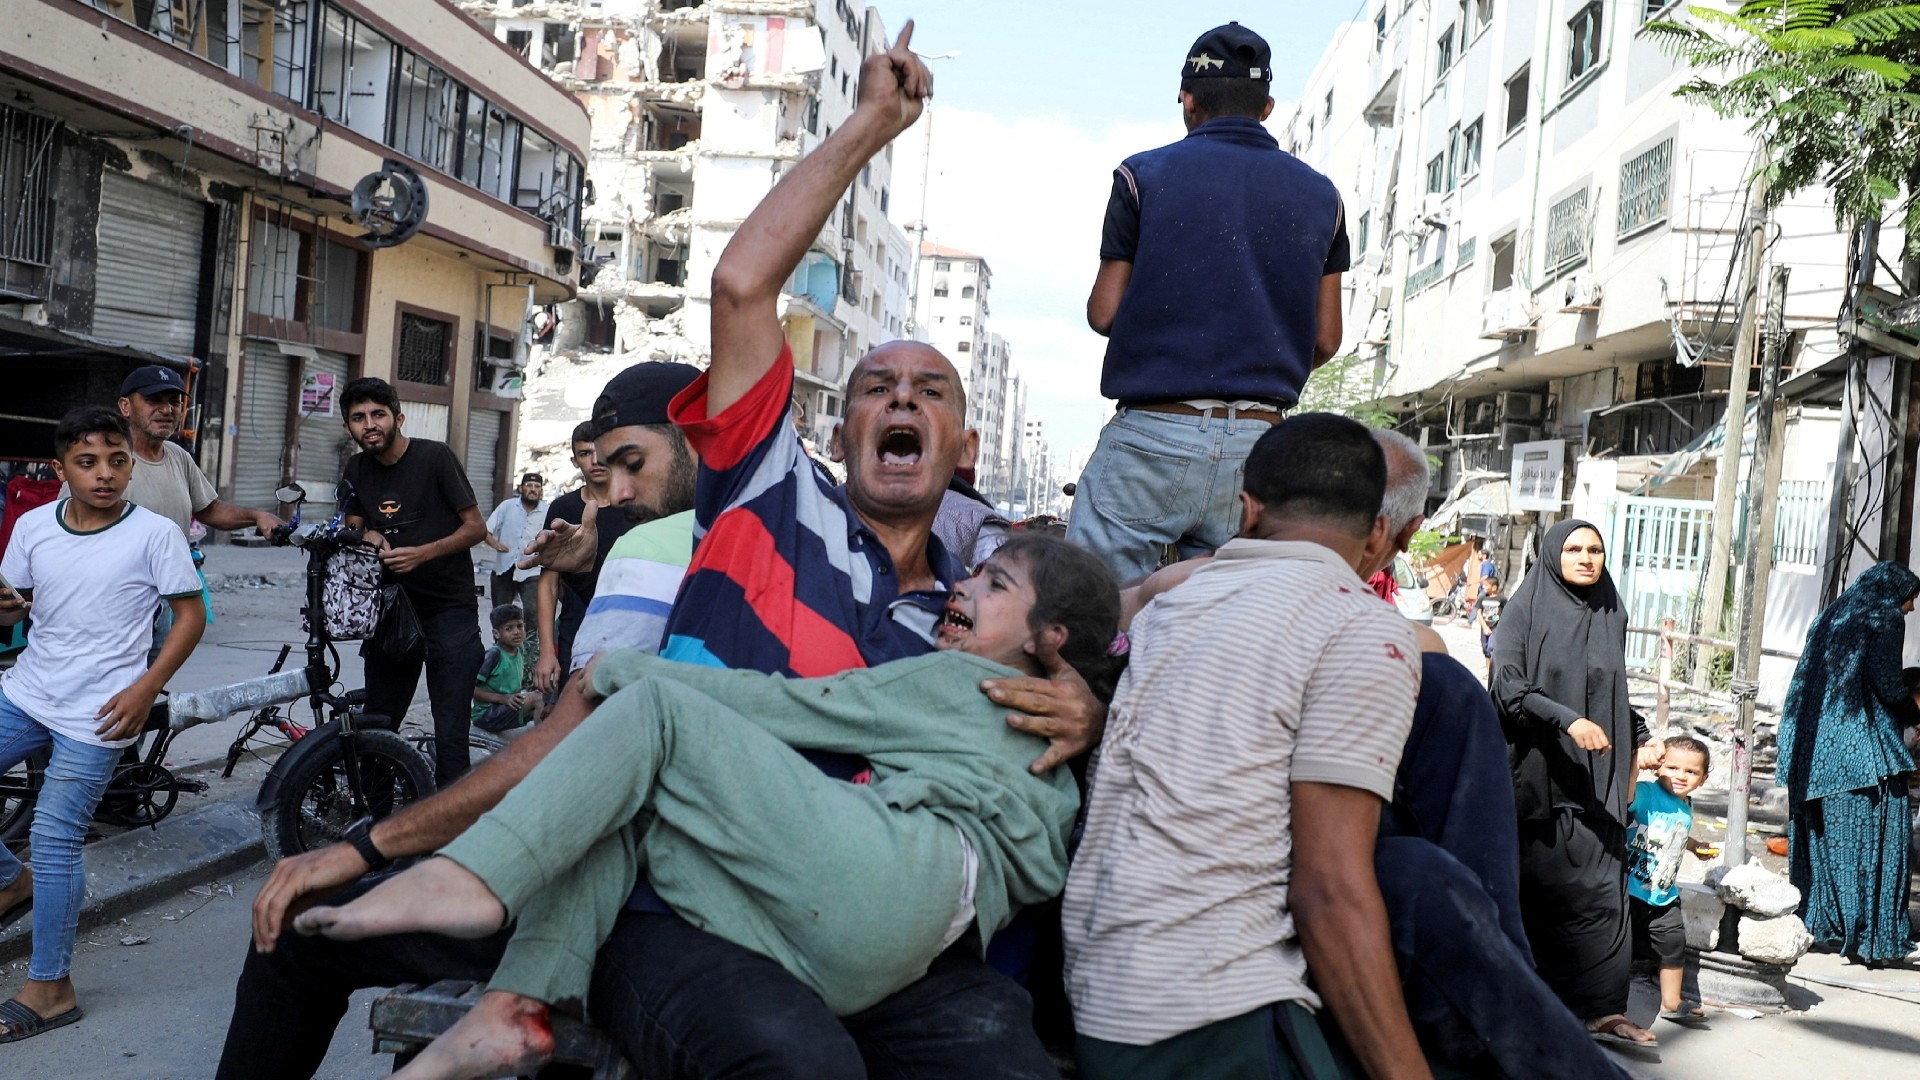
[1068, 407, 1271, 582]
[0, 684, 121, 981]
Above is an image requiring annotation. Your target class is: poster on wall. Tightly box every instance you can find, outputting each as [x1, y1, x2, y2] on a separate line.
[299, 372, 336, 418]
[1511, 439, 1567, 512]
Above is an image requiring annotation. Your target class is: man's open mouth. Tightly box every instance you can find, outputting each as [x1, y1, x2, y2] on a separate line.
[877, 426, 923, 466]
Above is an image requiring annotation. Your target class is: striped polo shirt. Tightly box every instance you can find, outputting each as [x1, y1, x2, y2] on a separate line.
[1062, 538, 1421, 1045]
[663, 344, 960, 722]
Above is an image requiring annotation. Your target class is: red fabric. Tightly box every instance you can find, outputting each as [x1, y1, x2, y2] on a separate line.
[1367, 568, 1398, 604]
[0, 475, 59, 559]
[669, 343, 795, 473]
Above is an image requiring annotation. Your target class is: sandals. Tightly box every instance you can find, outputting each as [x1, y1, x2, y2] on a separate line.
[1588, 1014, 1657, 1047]
[1658, 1006, 1710, 1026]
[0, 998, 82, 1044]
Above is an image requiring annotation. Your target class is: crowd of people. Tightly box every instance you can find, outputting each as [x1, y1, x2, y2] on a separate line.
[0, 17, 1912, 1079]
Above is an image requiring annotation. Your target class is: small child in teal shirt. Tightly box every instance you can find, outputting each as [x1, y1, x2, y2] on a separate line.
[1627, 734, 1717, 1025]
[472, 605, 543, 733]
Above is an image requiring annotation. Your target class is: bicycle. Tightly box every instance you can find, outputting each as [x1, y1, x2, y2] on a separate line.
[0, 697, 210, 847]
[172, 483, 435, 860]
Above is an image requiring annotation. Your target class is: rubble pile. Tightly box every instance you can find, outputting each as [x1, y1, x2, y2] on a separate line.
[1683, 863, 1812, 965]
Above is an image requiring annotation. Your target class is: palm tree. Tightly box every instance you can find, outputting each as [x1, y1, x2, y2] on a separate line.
[1648, 1, 1920, 259]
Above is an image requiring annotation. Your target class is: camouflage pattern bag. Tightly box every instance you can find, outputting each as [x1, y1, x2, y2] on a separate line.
[312, 543, 384, 640]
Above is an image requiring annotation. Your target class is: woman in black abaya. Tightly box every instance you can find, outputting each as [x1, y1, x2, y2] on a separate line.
[1493, 520, 1665, 1047]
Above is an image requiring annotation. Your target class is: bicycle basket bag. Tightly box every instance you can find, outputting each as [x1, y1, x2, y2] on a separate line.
[313, 544, 384, 640]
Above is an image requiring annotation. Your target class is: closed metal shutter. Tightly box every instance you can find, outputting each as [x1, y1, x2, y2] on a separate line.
[465, 408, 502, 509]
[94, 172, 206, 353]
[293, 351, 352, 518]
[233, 345, 291, 511]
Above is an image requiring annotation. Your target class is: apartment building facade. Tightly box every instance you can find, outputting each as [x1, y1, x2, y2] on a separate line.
[463, 0, 912, 465]
[0, 0, 587, 520]
[910, 241, 1028, 507]
[1284, 0, 1906, 686]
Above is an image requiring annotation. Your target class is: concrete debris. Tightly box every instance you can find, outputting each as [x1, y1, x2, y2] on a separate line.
[1713, 863, 1802, 918]
[1678, 881, 1724, 951]
[1737, 912, 1814, 965]
[120, 934, 149, 946]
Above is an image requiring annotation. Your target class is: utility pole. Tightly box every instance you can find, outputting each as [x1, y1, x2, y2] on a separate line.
[1695, 172, 1769, 686]
[1725, 265, 1791, 867]
[1819, 218, 1878, 605]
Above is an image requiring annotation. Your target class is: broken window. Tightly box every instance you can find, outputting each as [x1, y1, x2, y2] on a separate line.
[1567, 3, 1603, 85]
[1461, 118, 1483, 180]
[392, 51, 458, 171]
[541, 24, 576, 67]
[239, 0, 312, 98]
[1489, 233, 1516, 291]
[961, 286, 975, 299]
[312, 5, 394, 142]
[1425, 154, 1444, 195]
[1504, 65, 1529, 135]
[506, 29, 534, 58]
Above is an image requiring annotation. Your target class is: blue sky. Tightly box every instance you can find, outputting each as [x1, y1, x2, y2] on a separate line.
[880, 2, 1363, 466]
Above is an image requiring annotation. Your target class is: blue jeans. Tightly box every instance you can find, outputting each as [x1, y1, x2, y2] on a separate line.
[1068, 408, 1271, 582]
[0, 684, 122, 982]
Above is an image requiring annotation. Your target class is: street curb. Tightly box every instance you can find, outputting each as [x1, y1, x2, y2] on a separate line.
[0, 797, 264, 963]
[205, 571, 305, 591]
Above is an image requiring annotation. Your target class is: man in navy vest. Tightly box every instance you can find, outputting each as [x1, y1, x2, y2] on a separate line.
[1073, 22, 1349, 583]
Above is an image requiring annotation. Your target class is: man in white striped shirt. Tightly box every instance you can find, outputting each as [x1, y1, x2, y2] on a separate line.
[1065, 414, 1431, 1080]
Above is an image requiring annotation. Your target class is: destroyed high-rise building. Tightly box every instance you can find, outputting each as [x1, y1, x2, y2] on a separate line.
[461, 0, 913, 475]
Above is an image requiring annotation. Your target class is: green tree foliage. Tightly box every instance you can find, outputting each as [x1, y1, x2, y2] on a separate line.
[1647, 1, 1920, 254]
[1297, 353, 1398, 426]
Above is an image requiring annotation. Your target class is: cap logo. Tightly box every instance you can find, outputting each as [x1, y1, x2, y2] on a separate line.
[1188, 52, 1223, 72]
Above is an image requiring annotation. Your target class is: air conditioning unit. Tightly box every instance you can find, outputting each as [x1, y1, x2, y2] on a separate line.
[1561, 273, 1603, 312]
[1479, 289, 1538, 339]
[1499, 391, 1545, 423]
[1359, 309, 1391, 345]
[1501, 423, 1542, 447]
[1418, 193, 1448, 229]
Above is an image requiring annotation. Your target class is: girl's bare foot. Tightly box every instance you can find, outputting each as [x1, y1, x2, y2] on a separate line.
[390, 991, 556, 1080]
[293, 857, 506, 941]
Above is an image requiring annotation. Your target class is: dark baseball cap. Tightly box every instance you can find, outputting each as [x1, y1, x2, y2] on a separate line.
[120, 364, 188, 398]
[519, 471, 544, 485]
[591, 362, 702, 435]
[1184, 22, 1272, 83]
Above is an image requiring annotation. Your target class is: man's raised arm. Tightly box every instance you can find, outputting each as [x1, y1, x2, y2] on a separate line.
[705, 22, 931, 415]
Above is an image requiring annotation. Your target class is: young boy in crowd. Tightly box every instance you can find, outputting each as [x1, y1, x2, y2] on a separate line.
[0, 406, 205, 1042]
[472, 605, 544, 734]
[1476, 577, 1503, 677]
[1627, 734, 1716, 1025]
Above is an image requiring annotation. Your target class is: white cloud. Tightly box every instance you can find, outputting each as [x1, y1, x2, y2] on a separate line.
[891, 106, 1178, 454]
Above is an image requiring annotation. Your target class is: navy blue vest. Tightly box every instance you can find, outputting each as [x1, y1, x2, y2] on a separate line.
[1102, 117, 1342, 405]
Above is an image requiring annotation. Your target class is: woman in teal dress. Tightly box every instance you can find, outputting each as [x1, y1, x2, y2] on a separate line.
[1776, 562, 1920, 965]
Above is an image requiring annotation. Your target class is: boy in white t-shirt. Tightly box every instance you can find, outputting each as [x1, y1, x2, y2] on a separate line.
[0, 406, 205, 1043]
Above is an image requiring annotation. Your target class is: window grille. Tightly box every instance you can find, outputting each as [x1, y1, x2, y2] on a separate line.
[397, 312, 452, 385]
[0, 104, 58, 269]
[1545, 188, 1591, 273]
[1617, 139, 1673, 237]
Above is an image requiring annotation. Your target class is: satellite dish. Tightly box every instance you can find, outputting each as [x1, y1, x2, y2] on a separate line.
[350, 159, 429, 248]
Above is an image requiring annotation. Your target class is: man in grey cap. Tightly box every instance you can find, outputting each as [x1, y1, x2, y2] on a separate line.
[102, 364, 286, 540]
[1074, 21, 1350, 583]
[65, 365, 286, 658]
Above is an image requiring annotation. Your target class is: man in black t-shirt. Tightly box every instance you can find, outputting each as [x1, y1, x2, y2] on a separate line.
[531, 421, 634, 691]
[338, 377, 487, 786]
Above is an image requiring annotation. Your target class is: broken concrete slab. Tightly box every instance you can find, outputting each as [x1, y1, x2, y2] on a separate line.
[1679, 881, 1724, 951]
[1738, 912, 1814, 965]
[1716, 862, 1801, 918]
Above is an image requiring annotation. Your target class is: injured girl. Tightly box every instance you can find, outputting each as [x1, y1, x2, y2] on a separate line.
[292, 534, 1123, 1080]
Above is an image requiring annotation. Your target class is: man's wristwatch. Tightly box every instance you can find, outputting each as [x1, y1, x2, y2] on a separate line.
[343, 815, 392, 872]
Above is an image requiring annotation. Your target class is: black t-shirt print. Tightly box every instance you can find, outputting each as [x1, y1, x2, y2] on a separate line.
[343, 439, 478, 613]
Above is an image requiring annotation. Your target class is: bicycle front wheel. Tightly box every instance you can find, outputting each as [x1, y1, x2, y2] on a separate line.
[262, 727, 434, 862]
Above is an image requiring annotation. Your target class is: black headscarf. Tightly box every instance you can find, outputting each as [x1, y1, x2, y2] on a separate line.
[1492, 518, 1642, 824]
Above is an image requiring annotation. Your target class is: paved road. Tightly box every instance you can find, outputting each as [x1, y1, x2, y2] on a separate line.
[0, 861, 385, 1079]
